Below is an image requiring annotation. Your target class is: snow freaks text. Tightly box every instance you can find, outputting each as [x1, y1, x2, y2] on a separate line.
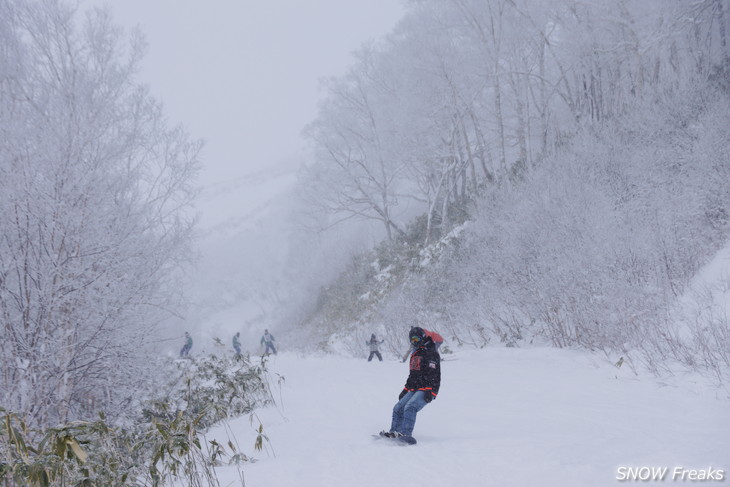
[616, 466, 725, 482]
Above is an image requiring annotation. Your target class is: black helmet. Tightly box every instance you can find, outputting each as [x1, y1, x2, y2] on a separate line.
[409, 327, 425, 347]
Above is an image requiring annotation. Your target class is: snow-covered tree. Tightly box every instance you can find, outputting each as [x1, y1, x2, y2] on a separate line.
[296, 0, 730, 376]
[0, 0, 200, 427]
[301, 46, 411, 241]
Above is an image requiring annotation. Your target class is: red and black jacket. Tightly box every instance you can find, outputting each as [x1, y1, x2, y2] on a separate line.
[403, 340, 441, 400]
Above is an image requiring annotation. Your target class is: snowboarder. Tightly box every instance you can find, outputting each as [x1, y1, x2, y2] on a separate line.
[260, 329, 277, 355]
[232, 332, 242, 355]
[366, 334, 384, 362]
[402, 327, 443, 362]
[381, 326, 441, 443]
[180, 332, 193, 358]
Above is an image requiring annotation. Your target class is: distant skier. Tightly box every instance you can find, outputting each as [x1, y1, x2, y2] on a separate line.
[261, 329, 277, 355]
[402, 327, 443, 362]
[366, 334, 384, 362]
[232, 332, 242, 355]
[381, 327, 441, 443]
[180, 332, 193, 358]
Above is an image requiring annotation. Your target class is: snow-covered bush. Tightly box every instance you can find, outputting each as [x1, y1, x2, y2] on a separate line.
[0, 354, 272, 486]
[143, 353, 273, 429]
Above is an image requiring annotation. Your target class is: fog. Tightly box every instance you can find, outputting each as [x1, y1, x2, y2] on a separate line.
[78, 1, 406, 349]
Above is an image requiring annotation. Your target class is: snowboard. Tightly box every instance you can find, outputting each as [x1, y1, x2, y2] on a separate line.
[373, 433, 417, 445]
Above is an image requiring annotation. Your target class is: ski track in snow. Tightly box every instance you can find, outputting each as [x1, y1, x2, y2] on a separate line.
[204, 348, 728, 487]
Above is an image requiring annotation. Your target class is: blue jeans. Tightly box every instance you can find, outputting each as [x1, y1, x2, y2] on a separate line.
[390, 390, 428, 436]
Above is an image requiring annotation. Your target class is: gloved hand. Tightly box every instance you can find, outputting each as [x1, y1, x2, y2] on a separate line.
[398, 389, 408, 400]
[424, 391, 435, 403]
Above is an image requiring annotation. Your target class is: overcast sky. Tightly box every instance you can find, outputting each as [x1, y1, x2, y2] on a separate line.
[84, 1, 406, 187]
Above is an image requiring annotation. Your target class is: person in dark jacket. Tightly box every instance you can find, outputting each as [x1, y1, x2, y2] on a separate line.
[260, 329, 277, 355]
[232, 332, 242, 355]
[382, 327, 441, 440]
[180, 332, 193, 358]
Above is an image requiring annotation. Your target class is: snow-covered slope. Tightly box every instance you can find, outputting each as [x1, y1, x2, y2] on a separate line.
[205, 348, 728, 486]
[175, 160, 299, 352]
[676, 244, 730, 333]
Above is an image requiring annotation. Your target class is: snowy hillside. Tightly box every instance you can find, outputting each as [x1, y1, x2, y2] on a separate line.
[203, 349, 728, 487]
[176, 160, 300, 352]
[678, 244, 730, 334]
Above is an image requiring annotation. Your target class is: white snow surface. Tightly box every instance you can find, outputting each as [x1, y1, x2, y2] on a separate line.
[202, 348, 728, 487]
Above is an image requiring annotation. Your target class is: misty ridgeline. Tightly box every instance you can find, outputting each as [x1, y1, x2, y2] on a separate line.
[1, 0, 729, 485]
